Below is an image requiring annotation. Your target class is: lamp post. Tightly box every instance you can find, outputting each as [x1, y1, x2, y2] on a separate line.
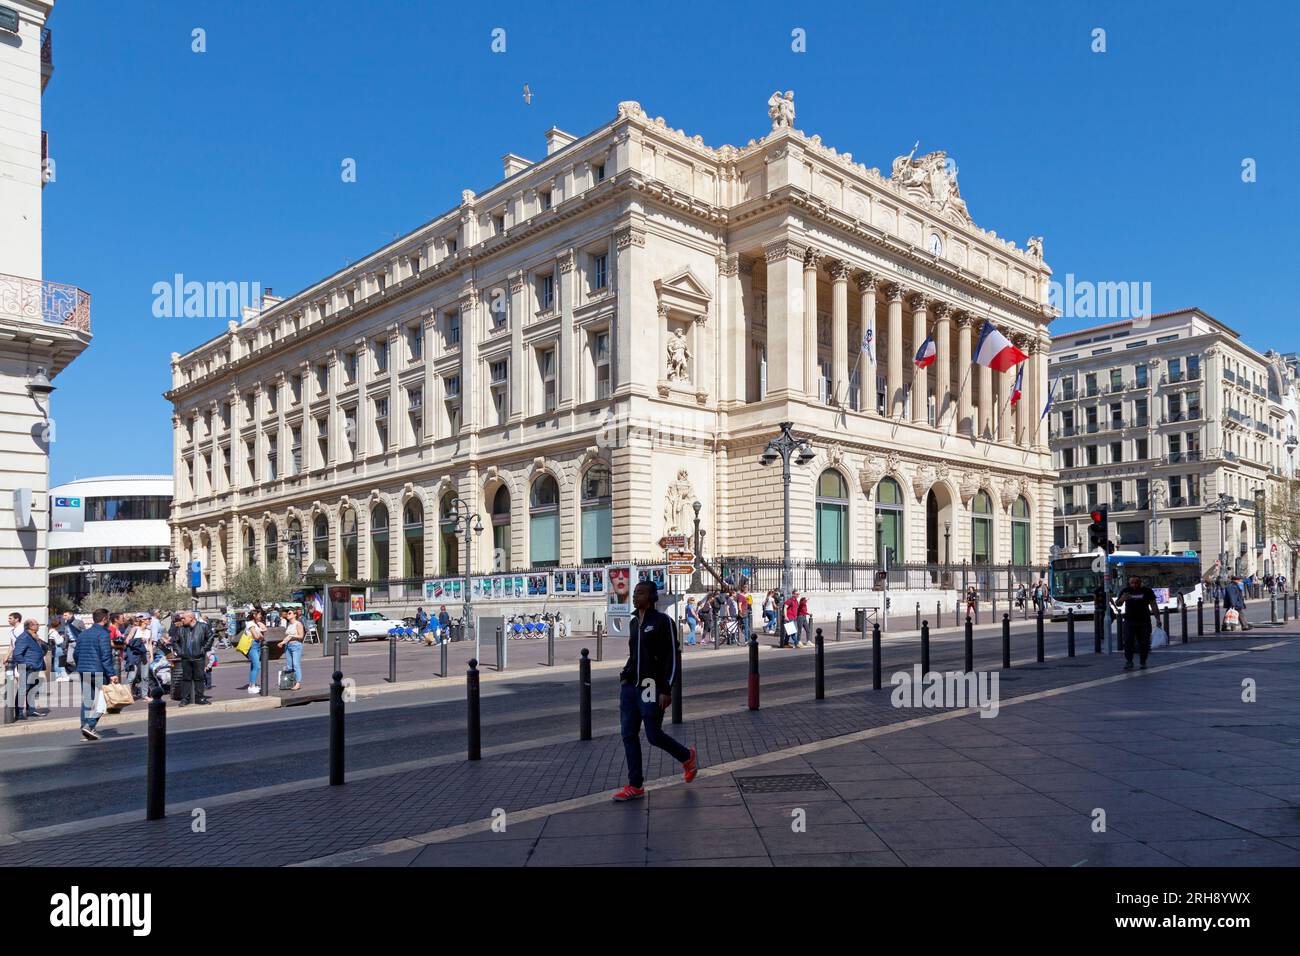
[446, 496, 484, 659]
[78, 561, 97, 608]
[691, 500, 703, 591]
[1205, 493, 1236, 591]
[759, 421, 814, 596]
[285, 529, 307, 581]
[943, 521, 951, 565]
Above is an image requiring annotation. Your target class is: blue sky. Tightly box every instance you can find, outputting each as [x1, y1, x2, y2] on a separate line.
[42, 0, 1299, 483]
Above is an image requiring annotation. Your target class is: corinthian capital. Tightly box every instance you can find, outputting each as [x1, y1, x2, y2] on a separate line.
[855, 271, 878, 294]
[908, 292, 929, 312]
[886, 283, 907, 303]
[933, 302, 954, 320]
[828, 259, 851, 282]
[803, 246, 820, 270]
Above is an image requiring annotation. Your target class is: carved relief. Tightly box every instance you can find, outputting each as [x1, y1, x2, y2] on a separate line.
[859, 456, 884, 496]
[889, 147, 971, 224]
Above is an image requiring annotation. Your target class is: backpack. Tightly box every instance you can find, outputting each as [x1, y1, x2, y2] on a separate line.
[150, 655, 172, 688]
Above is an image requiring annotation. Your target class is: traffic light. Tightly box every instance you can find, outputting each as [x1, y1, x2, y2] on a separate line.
[1087, 506, 1110, 552]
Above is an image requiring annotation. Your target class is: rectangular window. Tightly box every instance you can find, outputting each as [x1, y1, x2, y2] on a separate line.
[1118, 521, 1146, 545]
[374, 339, 389, 374]
[267, 434, 278, 481]
[222, 447, 231, 485]
[593, 253, 608, 290]
[291, 375, 302, 404]
[539, 348, 557, 413]
[1137, 478, 1150, 510]
[1170, 517, 1201, 543]
[290, 426, 302, 476]
[375, 398, 389, 451]
[316, 363, 329, 394]
[344, 407, 357, 457]
[594, 330, 611, 399]
[244, 440, 256, 485]
[1086, 483, 1098, 507]
[1136, 437, 1149, 459]
[1085, 373, 1098, 397]
[1110, 481, 1123, 506]
[593, 162, 606, 183]
[1061, 378, 1075, 400]
[267, 388, 277, 414]
[539, 189, 552, 211]
[408, 388, 423, 443]
[1062, 447, 1075, 469]
[316, 416, 329, 465]
[489, 359, 508, 426]
[1135, 365, 1148, 387]
[1110, 441, 1123, 463]
[409, 324, 424, 361]
[345, 352, 358, 384]
[1109, 368, 1123, 390]
[540, 273, 555, 311]
[445, 311, 461, 347]
[1086, 445, 1098, 466]
[1135, 398, 1148, 426]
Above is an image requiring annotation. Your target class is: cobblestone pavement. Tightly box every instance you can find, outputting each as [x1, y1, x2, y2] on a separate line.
[1, 623, 1293, 867]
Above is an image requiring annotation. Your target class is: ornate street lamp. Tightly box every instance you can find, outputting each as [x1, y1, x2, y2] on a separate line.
[691, 500, 703, 591]
[285, 529, 307, 580]
[760, 422, 814, 595]
[445, 496, 484, 658]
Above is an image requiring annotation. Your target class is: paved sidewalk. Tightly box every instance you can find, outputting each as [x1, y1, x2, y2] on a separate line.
[1, 625, 1294, 867]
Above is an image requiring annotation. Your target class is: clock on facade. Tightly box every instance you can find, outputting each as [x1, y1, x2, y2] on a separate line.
[928, 233, 943, 257]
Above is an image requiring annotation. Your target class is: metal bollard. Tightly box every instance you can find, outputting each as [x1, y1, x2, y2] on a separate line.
[388, 633, 397, 684]
[259, 641, 270, 697]
[1271, 593, 1278, 625]
[578, 649, 591, 741]
[936, 602, 942, 629]
[671, 635, 682, 725]
[1067, 608, 1076, 658]
[1214, 597, 1221, 634]
[975, 602, 980, 625]
[992, 596, 998, 621]
[872, 622, 882, 690]
[329, 670, 344, 785]
[496, 625, 506, 672]
[596, 623, 604, 662]
[547, 621, 555, 667]
[146, 686, 166, 820]
[835, 611, 842, 643]
[1036, 608, 1044, 662]
[920, 621, 930, 675]
[814, 627, 825, 700]
[1001, 613, 1011, 668]
[747, 637, 760, 710]
[1181, 598, 1188, 643]
[440, 634, 449, 678]
[964, 616, 974, 673]
[1093, 600, 1104, 654]
[466, 659, 481, 761]
[915, 603, 920, 631]
[1198, 599, 1204, 637]
[954, 600, 960, 628]
[1162, 607, 1170, 635]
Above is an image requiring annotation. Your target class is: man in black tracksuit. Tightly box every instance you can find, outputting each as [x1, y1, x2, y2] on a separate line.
[612, 580, 698, 800]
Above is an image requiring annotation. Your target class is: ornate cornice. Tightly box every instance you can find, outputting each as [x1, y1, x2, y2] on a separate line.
[763, 239, 806, 264]
[614, 226, 645, 250]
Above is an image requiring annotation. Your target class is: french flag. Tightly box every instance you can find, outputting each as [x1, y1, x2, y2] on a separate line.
[913, 334, 937, 369]
[1009, 364, 1024, 408]
[974, 321, 1028, 372]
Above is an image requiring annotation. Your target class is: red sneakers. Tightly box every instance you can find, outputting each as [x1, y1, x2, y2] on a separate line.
[683, 747, 699, 783]
[611, 785, 645, 802]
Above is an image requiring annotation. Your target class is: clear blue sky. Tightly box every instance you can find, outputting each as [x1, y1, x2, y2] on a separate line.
[43, 0, 1299, 484]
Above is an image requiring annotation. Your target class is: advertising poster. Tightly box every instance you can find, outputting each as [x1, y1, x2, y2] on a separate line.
[607, 565, 632, 614]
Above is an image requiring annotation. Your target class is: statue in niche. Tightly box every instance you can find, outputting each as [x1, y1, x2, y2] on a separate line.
[666, 327, 691, 382]
[663, 469, 695, 535]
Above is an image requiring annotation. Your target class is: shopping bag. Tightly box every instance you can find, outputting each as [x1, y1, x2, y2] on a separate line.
[91, 688, 108, 718]
[103, 683, 134, 711]
[783, 620, 797, 637]
[277, 669, 295, 690]
[236, 631, 254, 656]
[1151, 625, 1169, 649]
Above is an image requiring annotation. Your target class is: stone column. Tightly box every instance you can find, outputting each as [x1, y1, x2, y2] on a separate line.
[887, 284, 905, 418]
[857, 272, 878, 414]
[508, 271, 526, 421]
[995, 330, 1012, 444]
[458, 290, 479, 434]
[955, 313, 974, 436]
[1034, 333, 1050, 451]
[830, 260, 849, 405]
[1027, 337, 1044, 450]
[762, 238, 806, 399]
[978, 360, 993, 441]
[909, 293, 928, 424]
[803, 248, 819, 399]
[557, 250, 575, 407]
[1013, 333, 1029, 446]
[721, 254, 745, 404]
[934, 302, 953, 427]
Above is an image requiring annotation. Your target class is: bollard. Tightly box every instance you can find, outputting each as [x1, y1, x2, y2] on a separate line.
[872, 623, 882, 690]
[1181, 598, 1188, 644]
[1036, 608, 1044, 663]
[496, 625, 506, 672]
[466, 660, 481, 761]
[920, 621, 930, 675]
[964, 616, 974, 673]
[915, 603, 921, 631]
[329, 670, 344, 785]
[1067, 608, 1076, 658]
[1271, 593, 1278, 625]
[671, 634, 682, 725]
[747, 637, 760, 710]
[835, 611, 842, 643]
[814, 627, 825, 700]
[547, 620, 555, 667]
[578, 649, 591, 741]
[936, 602, 942, 629]
[954, 599, 959, 628]
[259, 641, 270, 697]
[1162, 607, 1170, 636]
[596, 623, 604, 662]
[439, 634, 449, 678]
[388, 633, 397, 684]
[1214, 597, 1221, 634]
[992, 596, 997, 621]
[1093, 599, 1104, 654]
[1197, 598, 1204, 637]
[975, 602, 980, 626]
[1002, 613, 1011, 669]
[146, 686, 166, 820]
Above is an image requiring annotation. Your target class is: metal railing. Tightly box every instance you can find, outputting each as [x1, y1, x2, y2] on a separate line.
[0, 272, 91, 332]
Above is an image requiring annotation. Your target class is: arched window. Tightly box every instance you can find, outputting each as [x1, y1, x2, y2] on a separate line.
[580, 465, 611, 563]
[340, 507, 358, 580]
[371, 505, 390, 581]
[876, 477, 904, 565]
[403, 500, 424, 578]
[243, 524, 257, 568]
[1011, 497, 1031, 566]
[439, 493, 458, 576]
[491, 486, 512, 570]
[530, 474, 560, 567]
[264, 522, 278, 567]
[313, 515, 329, 565]
[815, 470, 848, 562]
[288, 517, 302, 572]
[971, 490, 993, 564]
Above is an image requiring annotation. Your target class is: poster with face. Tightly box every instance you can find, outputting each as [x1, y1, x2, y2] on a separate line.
[580, 571, 591, 593]
[608, 565, 632, 610]
[492, 577, 504, 600]
[593, 569, 605, 593]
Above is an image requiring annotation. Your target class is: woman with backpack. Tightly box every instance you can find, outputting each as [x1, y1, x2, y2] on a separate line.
[240, 608, 266, 694]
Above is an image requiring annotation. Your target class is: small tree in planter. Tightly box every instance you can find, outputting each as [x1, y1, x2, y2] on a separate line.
[226, 564, 296, 609]
[82, 589, 129, 613]
[129, 582, 195, 616]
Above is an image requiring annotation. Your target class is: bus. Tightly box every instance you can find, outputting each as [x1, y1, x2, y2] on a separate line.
[1048, 552, 1204, 619]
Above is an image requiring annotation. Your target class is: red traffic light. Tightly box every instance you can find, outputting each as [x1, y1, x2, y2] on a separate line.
[1090, 510, 1104, 523]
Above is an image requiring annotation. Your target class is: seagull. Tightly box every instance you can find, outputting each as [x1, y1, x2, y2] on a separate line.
[523, 83, 532, 105]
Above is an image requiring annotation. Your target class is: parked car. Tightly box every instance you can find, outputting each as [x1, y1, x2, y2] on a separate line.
[346, 610, 407, 642]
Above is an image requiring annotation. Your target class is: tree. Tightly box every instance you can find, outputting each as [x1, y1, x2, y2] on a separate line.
[129, 581, 195, 615]
[226, 563, 296, 607]
[1265, 479, 1300, 578]
[82, 589, 129, 613]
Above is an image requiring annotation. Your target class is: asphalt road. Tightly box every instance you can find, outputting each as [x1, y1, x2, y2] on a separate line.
[0, 618, 1123, 836]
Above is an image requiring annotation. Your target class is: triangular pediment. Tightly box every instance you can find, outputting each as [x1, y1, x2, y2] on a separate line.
[654, 268, 712, 317]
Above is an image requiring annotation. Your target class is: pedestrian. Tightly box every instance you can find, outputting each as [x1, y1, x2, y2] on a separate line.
[797, 592, 811, 646]
[698, 592, 715, 645]
[719, 589, 738, 645]
[277, 607, 305, 691]
[684, 597, 699, 646]
[1113, 574, 1160, 670]
[611, 580, 698, 801]
[122, 615, 151, 700]
[1015, 583, 1027, 610]
[77, 608, 119, 741]
[241, 608, 266, 693]
[415, 606, 428, 635]
[3, 618, 49, 719]
[1224, 576, 1251, 631]
[7, 611, 23, 648]
[437, 604, 451, 642]
[762, 590, 777, 634]
[782, 590, 800, 647]
[47, 615, 69, 681]
[61, 610, 83, 642]
[965, 585, 978, 618]
[175, 609, 214, 706]
[149, 608, 166, 645]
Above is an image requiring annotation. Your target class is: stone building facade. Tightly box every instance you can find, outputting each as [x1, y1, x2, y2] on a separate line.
[165, 95, 1056, 593]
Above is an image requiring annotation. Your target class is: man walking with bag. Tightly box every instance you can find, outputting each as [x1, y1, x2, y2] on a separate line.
[1224, 576, 1252, 631]
[77, 609, 119, 741]
[175, 610, 214, 706]
[612, 580, 698, 801]
[1114, 575, 1160, 671]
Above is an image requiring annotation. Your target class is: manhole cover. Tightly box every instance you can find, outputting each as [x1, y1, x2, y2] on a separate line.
[736, 773, 829, 793]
